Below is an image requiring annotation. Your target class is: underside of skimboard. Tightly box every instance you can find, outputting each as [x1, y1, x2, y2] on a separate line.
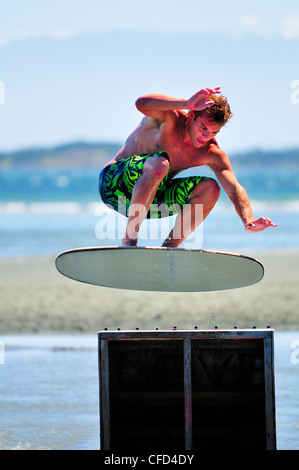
[55, 246, 264, 292]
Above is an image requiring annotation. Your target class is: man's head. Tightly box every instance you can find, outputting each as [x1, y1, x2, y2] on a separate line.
[194, 94, 232, 127]
[186, 94, 232, 147]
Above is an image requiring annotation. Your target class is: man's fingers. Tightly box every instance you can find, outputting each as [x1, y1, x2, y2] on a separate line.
[205, 87, 221, 94]
[260, 217, 278, 227]
[245, 217, 277, 232]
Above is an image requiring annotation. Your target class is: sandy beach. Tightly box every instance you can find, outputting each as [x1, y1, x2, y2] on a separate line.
[0, 250, 298, 333]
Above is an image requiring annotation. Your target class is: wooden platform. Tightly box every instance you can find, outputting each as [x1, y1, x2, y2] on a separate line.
[98, 328, 276, 450]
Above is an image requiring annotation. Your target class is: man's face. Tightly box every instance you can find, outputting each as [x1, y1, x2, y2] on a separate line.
[188, 111, 222, 148]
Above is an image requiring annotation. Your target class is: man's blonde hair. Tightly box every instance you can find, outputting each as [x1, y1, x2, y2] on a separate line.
[194, 94, 232, 126]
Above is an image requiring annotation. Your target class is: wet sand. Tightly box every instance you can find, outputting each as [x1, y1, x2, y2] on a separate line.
[0, 250, 298, 333]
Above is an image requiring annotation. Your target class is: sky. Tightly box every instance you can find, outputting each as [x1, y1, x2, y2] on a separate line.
[0, 0, 299, 153]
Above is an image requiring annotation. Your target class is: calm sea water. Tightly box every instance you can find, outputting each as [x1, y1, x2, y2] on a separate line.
[1, 166, 299, 450]
[1, 166, 299, 256]
[0, 331, 298, 450]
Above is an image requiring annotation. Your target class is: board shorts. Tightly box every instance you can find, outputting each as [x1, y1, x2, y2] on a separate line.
[98, 151, 211, 219]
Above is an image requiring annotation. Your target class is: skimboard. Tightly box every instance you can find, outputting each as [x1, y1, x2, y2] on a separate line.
[55, 246, 264, 292]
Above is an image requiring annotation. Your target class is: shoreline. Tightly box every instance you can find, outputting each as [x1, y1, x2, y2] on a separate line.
[1, 249, 299, 334]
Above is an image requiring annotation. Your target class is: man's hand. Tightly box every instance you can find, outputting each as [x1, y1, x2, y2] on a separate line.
[187, 87, 221, 111]
[245, 217, 278, 233]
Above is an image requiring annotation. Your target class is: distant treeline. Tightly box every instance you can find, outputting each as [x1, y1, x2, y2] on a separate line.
[0, 142, 121, 169]
[230, 147, 299, 168]
[0, 141, 298, 169]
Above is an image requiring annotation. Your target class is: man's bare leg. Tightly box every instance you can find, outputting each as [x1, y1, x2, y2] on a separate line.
[162, 178, 220, 248]
[122, 156, 170, 246]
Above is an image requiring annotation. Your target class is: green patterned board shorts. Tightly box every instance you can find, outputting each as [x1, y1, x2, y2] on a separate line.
[99, 151, 211, 219]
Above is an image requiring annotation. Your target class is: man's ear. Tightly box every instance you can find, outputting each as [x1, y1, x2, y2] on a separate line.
[189, 110, 195, 120]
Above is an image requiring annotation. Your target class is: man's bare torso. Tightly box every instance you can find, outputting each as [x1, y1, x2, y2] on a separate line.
[101, 89, 277, 241]
[107, 111, 218, 178]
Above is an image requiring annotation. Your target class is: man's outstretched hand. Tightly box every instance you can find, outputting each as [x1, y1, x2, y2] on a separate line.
[187, 87, 221, 111]
[245, 217, 278, 233]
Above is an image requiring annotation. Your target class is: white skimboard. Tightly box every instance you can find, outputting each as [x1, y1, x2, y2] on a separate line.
[55, 246, 264, 292]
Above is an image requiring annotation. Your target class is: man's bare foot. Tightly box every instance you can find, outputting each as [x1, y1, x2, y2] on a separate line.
[161, 237, 178, 248]
[122, 238, 138, 247]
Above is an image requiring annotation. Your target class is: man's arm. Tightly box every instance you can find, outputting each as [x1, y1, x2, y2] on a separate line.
[209, 148, 277, 232]
[135, 87, 221, 121]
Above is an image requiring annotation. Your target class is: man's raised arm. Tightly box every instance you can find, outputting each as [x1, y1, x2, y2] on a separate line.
[135, 87, 222, 120]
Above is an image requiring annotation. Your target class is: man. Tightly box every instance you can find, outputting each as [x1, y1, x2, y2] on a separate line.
[99, 87, 276, 247]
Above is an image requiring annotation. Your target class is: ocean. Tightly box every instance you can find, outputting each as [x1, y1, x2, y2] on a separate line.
[1, 164, 299, 450]
[0, 331, 299, 450]
[1, 165, 299, 257]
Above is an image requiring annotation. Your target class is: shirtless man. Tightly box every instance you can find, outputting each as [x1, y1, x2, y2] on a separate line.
[99, 87, 277, 247]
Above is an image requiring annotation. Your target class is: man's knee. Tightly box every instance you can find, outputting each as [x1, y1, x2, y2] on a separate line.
[143, 156, 170, 180]
[192, 178, 221, 201]
[206, 178, 221, 199]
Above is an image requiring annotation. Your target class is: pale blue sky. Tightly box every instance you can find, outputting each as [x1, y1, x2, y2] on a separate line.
[0, 0, 299, 152]
[2, 0, 299, 41]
